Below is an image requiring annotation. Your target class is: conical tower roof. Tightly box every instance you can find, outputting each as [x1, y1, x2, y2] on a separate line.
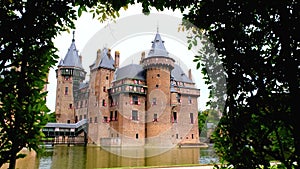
[58, 32, 83, 69]
[148, 30, 169, 57]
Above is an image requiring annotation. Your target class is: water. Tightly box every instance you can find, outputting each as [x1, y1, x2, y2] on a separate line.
[2, 144, 219, 169]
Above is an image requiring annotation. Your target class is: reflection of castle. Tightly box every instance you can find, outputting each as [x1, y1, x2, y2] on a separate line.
[55, 31, 200, 146]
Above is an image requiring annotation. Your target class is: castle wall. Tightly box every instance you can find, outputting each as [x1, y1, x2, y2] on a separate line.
[55, 68, 75, 123]
[143, 57, 175, 146]
[56, 34, 201, 147]
[87, 68, 114, 145]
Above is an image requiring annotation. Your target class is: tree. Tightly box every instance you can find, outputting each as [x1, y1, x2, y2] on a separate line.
[136, 0, 299, 168]
[198, 111, 208, 138]
[179, 1, 299, 168]
[0, 0, 128, 168]
[1, 0, 298, 168]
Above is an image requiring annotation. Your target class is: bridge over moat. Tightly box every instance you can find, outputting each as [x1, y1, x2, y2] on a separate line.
[42, 119, 88, 146]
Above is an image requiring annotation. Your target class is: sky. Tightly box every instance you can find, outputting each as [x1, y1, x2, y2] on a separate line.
[47, 4, 210, 113]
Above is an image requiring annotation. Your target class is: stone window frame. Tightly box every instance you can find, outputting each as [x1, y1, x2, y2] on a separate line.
[65, 86, 68, 95]
[152, 98, 157, 105]
[153, 113, 158, 122]
[190, 113, 194, 124]
[132, 110, 138, 121]
[131, 95, 140, 105]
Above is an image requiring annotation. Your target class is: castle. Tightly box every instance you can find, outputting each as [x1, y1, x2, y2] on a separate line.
[55, 31, 200, 147]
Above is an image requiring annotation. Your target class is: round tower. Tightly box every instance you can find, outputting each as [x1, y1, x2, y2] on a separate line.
[55, 32, 86, 123]
[142, 31, 175, 144]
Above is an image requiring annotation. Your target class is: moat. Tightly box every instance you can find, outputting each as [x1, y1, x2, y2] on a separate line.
[3, 144, 219, 169]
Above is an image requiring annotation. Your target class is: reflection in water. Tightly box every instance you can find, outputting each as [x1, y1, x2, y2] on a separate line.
[1, 145, 219, 169]
[86, 147, 200, 168]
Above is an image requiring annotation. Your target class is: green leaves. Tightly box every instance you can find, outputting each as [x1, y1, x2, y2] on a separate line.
[78, 5, 87, 17]
[181, 0, 299, 168]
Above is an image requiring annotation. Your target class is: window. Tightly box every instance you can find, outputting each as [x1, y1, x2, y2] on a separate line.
[176, 93, 181, 103]
[84, 114, 87, 119]
[103, 116, 108, 123]
[89, 117, 92, 123]
[173, 112, 177, 123]
[115, 111, 118, 121]
[188, 96, 192, 104]
[157, 74, 160, 77]
[94, 117, 98, 123]
[132, 95, 139, 105]
[110, 111, 113, 121]
[153, 113, 158, 122]
[65, 87, 68, 95]
[106, 76, 109, 80]
[176, 134, 179, 139]
[132, 110, 138, 121]
[192, 134, 194, 139]
[102, 99, 106, 106]
[103, 86, 106, 92]
[79, 115, 82, 120]
[110, 97, 114, 106]
[80, 101, 83, 108]
[156, 84, 159, 88]
[69, 104, 72, 109]
[136, 133, 139, 139]
[190, 113, 194, 124]
[152, 98, 157, 105]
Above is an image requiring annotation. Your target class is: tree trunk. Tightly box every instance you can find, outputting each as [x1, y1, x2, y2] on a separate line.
[8, 153, 16, 169]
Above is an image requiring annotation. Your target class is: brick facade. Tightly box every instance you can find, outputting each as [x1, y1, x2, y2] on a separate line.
[55, 32, 201, 147]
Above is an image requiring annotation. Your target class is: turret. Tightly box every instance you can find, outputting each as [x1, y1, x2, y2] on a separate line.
[142, 30, 175, 144]
[114, 51, 120, 68]
[55, 31, 86, 123]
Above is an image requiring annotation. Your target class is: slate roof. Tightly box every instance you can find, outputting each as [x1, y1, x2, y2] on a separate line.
[171, 64, 193, 83]
[114, 64, 145, 81]
[79, 81, 89, 89]
[113, 63, 192, 83]
[58, 39, 83, 69]
[148, 32, 169, 57]
[91, 48, 115, 70]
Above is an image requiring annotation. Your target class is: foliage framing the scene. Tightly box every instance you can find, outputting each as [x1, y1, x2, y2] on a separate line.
[0, 0, 129, 168]
[1, 0, 299, 169]
[181, 1, 299, 168]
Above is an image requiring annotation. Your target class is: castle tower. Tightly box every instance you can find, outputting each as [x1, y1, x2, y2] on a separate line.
[55, 32, 86, 123]
[142, 31, 175, 145]
[87, 48, 117, 145]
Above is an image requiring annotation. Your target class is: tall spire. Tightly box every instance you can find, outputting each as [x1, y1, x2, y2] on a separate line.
[72, 31, 75, 42]
[58, 32, 83, 69]
[148, 30, 168, 57]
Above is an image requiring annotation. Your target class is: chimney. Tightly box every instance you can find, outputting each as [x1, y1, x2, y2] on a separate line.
[140, 51, 145, 64]
[97, 49, 101, 59]
[188, 69, 192, 80]
[114, 51, 120, 68]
